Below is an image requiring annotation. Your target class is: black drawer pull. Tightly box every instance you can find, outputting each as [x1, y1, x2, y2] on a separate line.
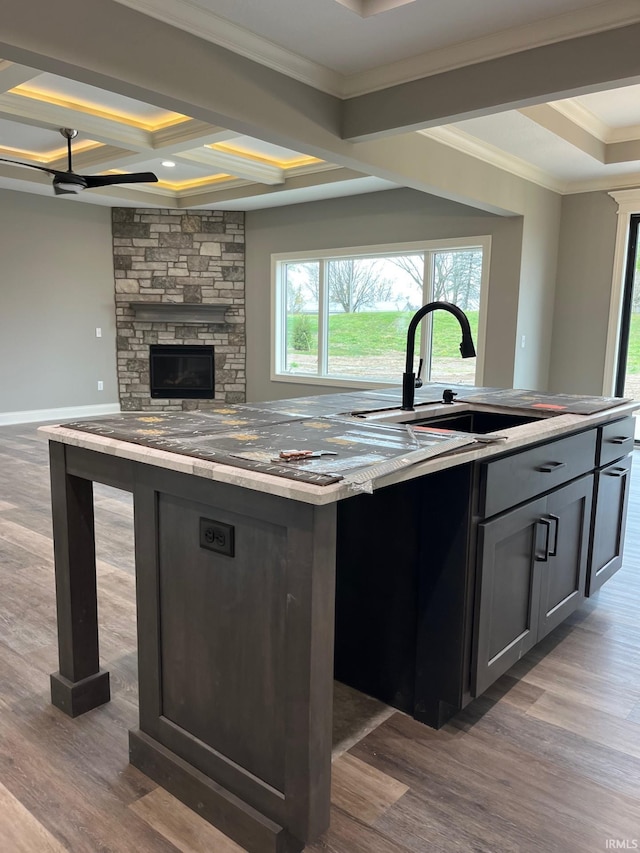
[536, 461, 567, 474]
[609, 436, 632, 445]
[546, 513, 560, 557]
[535, 518, 551, 562]
[605, 467, 627, 477]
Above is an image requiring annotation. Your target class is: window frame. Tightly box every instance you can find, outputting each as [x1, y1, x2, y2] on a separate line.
[271, 237, 491, 388]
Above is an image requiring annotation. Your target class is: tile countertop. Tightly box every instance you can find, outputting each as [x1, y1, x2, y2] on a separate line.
[39, 386, 638, 506]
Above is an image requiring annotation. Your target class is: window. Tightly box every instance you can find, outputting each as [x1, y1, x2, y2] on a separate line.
[272, 238, 489, 387]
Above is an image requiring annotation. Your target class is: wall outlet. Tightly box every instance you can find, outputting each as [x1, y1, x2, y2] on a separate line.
[521, 335, 526, 349]
[200, 517, 235, 557]
[96, 327, 102, 338]
[97, 380, 104, 391]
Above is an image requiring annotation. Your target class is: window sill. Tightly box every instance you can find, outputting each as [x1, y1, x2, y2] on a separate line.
[271, 373, 397, 390]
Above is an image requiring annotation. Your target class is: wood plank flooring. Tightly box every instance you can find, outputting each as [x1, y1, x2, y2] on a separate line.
[1, 423, 639, 852]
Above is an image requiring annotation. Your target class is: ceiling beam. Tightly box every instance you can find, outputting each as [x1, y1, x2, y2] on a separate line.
[0, 61, 41, 93]
[342, 23, 640, 141]
[519, 104, 606, 163]
[178, 166, 366, 208]
[152, 120, 238, 151]
[177, 148, 284, 185]
[606, 139, 640, 165]
[0, 92, 153, 150]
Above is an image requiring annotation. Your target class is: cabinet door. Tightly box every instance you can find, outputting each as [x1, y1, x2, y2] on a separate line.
[537, 475, 593, 640]
[588, 456, 632, 595]
[472, 496, 547, 697]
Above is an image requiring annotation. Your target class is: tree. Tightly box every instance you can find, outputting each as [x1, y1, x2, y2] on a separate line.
[328, 259, 392, 313]
[389, 250, 482, 309]
[434, 250, 482, 309]
[288, 259, 393, 313]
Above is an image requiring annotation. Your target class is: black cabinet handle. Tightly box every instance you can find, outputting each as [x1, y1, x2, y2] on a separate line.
[609, 436, 632, 445]
[536, 461, 567, 474]
[605, 467, 628, 477]
[535, 518, 551, 562]
[546, 513, 560, 557]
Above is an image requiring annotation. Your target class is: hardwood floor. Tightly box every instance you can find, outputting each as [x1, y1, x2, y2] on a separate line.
[1, 423, 639, 852]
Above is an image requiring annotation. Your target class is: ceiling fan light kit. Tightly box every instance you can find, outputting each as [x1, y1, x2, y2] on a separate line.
[0, 128, 158, 195]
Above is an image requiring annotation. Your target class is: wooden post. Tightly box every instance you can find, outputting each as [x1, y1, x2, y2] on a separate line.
[48, 441, 110, 716]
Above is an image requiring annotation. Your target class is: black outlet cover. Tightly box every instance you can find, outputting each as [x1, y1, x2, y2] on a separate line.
[199, 517, 235, 557]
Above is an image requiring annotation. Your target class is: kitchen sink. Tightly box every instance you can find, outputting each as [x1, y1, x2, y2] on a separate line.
[402, 409, 546, 434]
[351, 404, 551, 434]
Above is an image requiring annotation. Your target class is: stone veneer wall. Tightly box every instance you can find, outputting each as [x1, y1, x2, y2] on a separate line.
[112, 208, 245, 411]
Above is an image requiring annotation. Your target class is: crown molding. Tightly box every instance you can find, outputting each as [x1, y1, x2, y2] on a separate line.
[344, 0, 640, 95]
[419, 127, 565, 194]
[419, 125, 640, 196]
[112, 0, 344, 95]
[114, 0, 640, 100]
[608, 186, 640, 209]
[334, 0, 416, 17]
[555, 173, 640, 194]
[608, 123, 640, 144]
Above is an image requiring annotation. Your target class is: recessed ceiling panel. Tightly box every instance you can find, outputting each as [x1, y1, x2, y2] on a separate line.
[572, 84, 640, 129]
[0, 118, 62, 155]
[186, 0, 610, 74]
[454, 111, 640, 182]
[13, 73, 187, 128]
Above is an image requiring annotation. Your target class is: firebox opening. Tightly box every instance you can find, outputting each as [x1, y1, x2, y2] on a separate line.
[149, 344, 215, 399]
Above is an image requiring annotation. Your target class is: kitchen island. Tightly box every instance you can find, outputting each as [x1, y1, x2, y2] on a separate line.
[41, 385, 636, 853]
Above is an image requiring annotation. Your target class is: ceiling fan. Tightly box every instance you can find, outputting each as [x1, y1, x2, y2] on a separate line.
[0, 128, 158, 195]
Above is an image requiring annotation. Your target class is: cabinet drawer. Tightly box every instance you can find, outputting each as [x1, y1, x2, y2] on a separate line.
[480, 429, 596, 518]
[597, 416, 635, 467]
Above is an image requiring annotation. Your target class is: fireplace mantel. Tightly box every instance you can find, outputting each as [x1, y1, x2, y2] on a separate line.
[130, 303, 231, 323]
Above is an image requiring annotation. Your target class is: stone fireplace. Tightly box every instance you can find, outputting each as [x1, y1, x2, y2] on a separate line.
[111, 207, 245, 411]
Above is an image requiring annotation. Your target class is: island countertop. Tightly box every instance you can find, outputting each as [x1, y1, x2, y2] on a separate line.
[39, 384, 637, 505]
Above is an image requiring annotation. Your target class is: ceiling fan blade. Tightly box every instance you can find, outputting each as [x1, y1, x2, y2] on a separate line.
[83, 172, 158, 188]
[0, 157, 60, 177]
[53, 183, 82, 196]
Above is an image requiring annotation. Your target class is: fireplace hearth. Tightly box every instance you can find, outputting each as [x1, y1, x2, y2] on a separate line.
[149, 345, 215, 399]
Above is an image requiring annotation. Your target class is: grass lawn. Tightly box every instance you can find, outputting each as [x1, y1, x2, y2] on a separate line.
[288, 309, 480, 357]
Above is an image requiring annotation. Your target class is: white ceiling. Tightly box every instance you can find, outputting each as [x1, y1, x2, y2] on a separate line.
[174, 0, 613, 75]
[1, 0, 640, 208]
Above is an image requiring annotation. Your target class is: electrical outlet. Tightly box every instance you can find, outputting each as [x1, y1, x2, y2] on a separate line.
[96, 327, 102, 338]
[97, 380, 104, 391]
[521, 335, 526, 349]
[200, 517, 235, 557]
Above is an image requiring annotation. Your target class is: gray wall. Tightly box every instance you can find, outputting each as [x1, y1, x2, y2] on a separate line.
[246, 187, 526, 402]
[512, 181, 562, 391]
[0, 189, 117, 414]
[548, 191, 618, 395]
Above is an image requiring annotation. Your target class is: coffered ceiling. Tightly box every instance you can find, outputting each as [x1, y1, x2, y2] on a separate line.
[0, 0, 639, 210]
[0, 62, 389, 209]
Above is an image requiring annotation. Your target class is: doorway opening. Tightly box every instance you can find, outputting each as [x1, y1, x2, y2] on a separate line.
[615, 213, 640, 439]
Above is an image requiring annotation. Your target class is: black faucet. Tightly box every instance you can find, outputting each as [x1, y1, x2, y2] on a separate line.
[401, 301, 477, 411]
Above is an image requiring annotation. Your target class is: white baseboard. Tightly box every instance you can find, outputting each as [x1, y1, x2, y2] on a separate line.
[0, 403, 121, 427]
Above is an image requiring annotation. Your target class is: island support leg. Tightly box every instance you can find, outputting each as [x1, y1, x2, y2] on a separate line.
[48, 441, 110, 716]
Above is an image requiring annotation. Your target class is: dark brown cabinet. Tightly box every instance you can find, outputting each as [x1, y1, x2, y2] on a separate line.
[472, 475, 592, 696]
[588, 454, 632, 595]
[335, 420, 632, 730]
